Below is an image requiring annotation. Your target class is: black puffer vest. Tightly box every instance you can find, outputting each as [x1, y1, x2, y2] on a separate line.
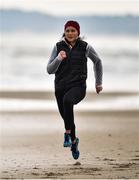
[55, 38, 88, 90]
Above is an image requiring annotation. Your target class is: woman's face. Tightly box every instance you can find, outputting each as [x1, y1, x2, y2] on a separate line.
[64, 26, 79, 43]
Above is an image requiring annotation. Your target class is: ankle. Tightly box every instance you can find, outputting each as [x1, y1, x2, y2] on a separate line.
[65, 130, 71, 134]
[72, 138, 76, 144]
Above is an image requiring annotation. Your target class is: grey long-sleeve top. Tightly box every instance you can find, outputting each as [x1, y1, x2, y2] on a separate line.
[47, 43, 103, 86]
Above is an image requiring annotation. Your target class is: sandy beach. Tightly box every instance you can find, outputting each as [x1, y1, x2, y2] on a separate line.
[0, 91, 139, 179]
[1, 4, 139, 179]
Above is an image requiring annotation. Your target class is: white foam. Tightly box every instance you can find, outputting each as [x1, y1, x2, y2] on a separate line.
[0, 95, 139, 112]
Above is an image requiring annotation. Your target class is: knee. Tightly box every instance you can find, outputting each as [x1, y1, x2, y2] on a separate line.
[71, 123, 75, 130]
[63, 96, 72, 105]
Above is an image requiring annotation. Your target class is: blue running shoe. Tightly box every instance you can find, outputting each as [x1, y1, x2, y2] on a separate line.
[63, 133, 72, 147]
[71, 138, 80, 160]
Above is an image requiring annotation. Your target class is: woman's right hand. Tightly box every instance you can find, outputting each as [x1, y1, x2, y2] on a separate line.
[58, 51, 67, 60]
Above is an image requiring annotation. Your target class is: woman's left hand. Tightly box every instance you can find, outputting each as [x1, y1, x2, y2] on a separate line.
[96, 85, 103, 94]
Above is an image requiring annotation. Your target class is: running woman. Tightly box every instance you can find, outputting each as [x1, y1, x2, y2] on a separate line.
[47, 20, 103, 160]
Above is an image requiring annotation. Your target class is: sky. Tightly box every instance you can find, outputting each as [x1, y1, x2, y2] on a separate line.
[0, 0, 139, 16]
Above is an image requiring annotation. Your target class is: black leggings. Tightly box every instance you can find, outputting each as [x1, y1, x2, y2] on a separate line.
[55, 86, 86, 141]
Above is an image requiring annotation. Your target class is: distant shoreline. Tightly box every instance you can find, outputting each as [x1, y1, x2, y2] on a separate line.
[0, 89, 138, 99]
[0, 90, 139, 115]
[1, 9, 138, 35]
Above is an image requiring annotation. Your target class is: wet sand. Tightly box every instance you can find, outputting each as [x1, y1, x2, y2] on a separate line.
[0, 110, 139, 179]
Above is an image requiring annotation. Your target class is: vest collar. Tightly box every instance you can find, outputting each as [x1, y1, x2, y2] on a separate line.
[63, 38, 80, 49]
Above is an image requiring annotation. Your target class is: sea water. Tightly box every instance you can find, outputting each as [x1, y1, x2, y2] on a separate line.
[0, 32, 139, 92]
[0, 32, 139, 111]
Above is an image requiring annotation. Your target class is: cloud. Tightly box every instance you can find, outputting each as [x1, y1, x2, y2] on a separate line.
[0, 0, 138, 16]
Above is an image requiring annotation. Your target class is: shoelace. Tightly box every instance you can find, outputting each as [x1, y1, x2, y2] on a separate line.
[71, 143, 77, 151]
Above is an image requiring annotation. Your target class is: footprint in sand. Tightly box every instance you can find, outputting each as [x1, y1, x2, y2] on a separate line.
[113, 162, 136, 169]
[130, 158, 139, 161]
[31, 172, 40, 176]
[95, 157, 101, 159]
[33, 166, 39, 169]
[103, 158, 115, 161]
[2, 171, 8, 173]
[74, 161, 81, 166]
[44, 172, 64, 177]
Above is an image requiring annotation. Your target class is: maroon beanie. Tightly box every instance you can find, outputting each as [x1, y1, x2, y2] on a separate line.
[64, 20, 80, 35]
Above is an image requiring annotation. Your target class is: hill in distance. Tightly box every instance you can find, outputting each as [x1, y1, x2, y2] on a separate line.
[0, 9, 139, 35]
